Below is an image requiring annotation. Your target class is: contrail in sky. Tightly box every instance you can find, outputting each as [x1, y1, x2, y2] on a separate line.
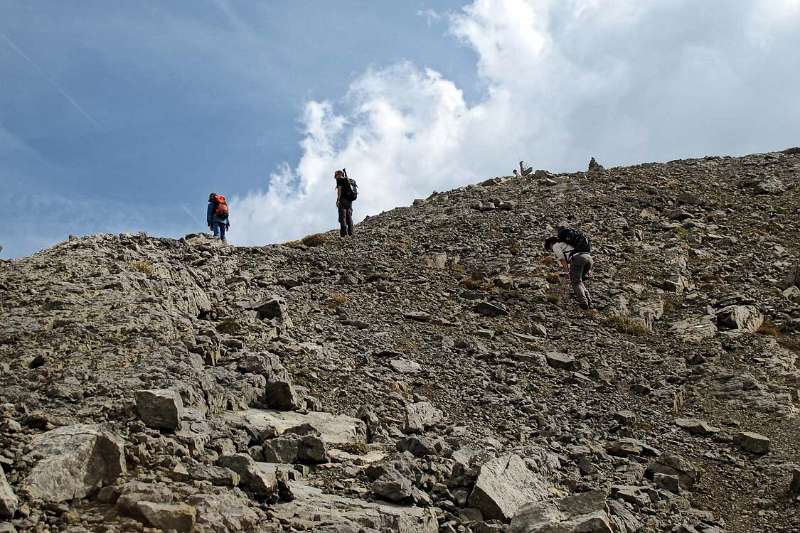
[181, 204, 205, 229]
[1, 31, 101, 129]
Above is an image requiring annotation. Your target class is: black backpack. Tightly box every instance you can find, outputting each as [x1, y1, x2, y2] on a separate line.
[557, 227, 592, 256]
[342, 169, 358, 201]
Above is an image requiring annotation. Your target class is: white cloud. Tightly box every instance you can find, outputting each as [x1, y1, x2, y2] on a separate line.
[229, 0, 800, 247]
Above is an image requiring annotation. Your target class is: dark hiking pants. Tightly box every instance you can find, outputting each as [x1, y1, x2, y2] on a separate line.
[338, 205, 354, 236]
[569, 253, 593, 308]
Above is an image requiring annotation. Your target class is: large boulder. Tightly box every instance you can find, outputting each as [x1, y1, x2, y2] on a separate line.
[646, 454, 700, 489]
[135, 389, 184, 431]
[251, 296, 293, 328]
[468, 454, 549, 521]
[372, 469, 415, 503]
[0, 468, 18, 518]
[262, 432, 329, 464]
[237, 353, 302, 411]
[217, 454, 278, 497]
[716, 305, 763, 332]
[21, 424, 126, 502]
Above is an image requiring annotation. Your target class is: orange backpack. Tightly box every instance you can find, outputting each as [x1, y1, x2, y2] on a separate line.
[213, 195, 229, 217]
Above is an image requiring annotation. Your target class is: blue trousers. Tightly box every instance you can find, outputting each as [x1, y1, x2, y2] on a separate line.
[212, 221, 227, 241]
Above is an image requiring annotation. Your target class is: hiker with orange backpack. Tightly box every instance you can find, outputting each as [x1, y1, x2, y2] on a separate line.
[207, 193, 230, 242]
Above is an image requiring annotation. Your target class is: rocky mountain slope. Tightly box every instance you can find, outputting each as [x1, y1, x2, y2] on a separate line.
[1, 148, 800, 533]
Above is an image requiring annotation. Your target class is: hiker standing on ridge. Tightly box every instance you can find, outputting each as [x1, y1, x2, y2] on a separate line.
[335, 169, 358, 237]
[544, 227, 594, 309]
[207, 193, 230, 243]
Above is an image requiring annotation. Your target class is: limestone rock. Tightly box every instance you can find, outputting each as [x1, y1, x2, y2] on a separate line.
[390, 358, 422, 374]
[474, 301, 509, 317]
[646, 454, 699, 489]
[756, 176, 786, 194]
[510, 490, 613, 533]
[670, 316, 717, 343]
[716, 305, 764, 332]
[654, 473, 680, 493]
[224, 409, 367, 447]
[135, 389, 184, 431]
[0, 468, 17, 518]
[188, 492, 264, 532]
[790, 467, 800, 495]
[262, 437, 300, 463]
[252, 296, 292, 327]
[546, 352, 576, 370]
[468, 454, 549, 521]
[397, 435, 440, 457]
[22, 424, 125, 502]
[217, 454, 277, 497]
[607, 438, 659, 457]
[675, 418, 720, 436]
[734, 431, 770, 454]
[137, 501, 197, 533]
[272, 481, 437, 533]
[372, 469, 415, 503]
[404, 401, 443, 433]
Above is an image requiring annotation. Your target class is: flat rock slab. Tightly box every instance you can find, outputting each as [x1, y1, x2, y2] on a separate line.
[390, 358, 422, 374]
[607, 438, 660, 457]
[511, 504, 612, 533]
[474, 301, 509, 317]
[22, 424, 126, 502]
[734, 431, 770, 454]
[675, 418, 720, 436]
[468, 454, 549, 521]
[546, 352, 576, 370]
[670, 316, 718, 343]
[273, 481, 437, 533]
[224, 409, 367, 447]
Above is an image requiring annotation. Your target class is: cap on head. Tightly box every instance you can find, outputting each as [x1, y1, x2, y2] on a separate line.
[209, 193, 217, 201]
[334, 170, 344, 178]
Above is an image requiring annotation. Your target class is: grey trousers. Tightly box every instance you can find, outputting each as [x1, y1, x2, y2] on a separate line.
[569, 253, 593, 307]
[338, 206, 353, 236]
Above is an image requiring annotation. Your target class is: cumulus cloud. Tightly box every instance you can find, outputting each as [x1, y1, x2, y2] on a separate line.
[229, 0, 800, 247]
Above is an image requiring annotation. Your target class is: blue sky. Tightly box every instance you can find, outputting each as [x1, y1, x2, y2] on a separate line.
[2, 0, 800, 257]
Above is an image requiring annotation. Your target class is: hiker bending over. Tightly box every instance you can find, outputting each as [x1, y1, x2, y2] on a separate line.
[335, 169, 358, 237]
[207, 193, 230, 242]
[544, 227, 594, 309]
